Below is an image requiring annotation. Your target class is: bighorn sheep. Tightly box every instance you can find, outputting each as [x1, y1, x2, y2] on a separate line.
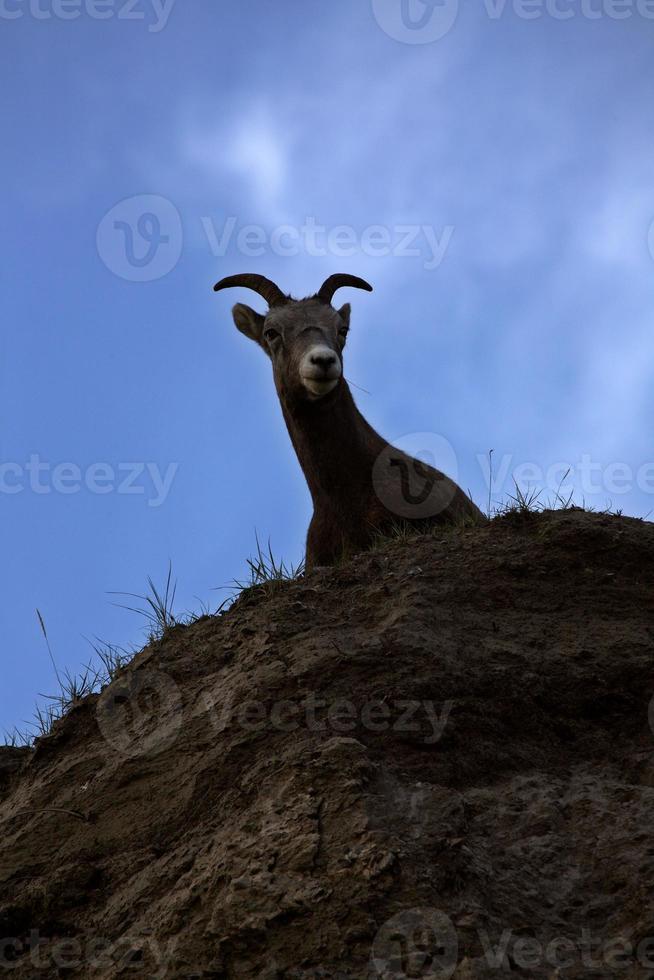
[214, 273, 483, 568]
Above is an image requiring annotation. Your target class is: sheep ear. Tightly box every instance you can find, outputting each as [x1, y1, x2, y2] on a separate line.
[338, 303, 351, 330]
[232, 303, 265, 345]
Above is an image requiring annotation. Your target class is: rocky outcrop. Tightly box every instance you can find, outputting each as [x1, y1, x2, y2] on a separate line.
[1, 509, 653, 978]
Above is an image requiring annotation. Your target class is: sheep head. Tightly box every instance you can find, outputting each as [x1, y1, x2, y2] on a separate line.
[213, 274, 373, 403]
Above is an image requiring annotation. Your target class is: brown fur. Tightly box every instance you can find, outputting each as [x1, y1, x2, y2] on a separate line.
[214, 277, 484, 568]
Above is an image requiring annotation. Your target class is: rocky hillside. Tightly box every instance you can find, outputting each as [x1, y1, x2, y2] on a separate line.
[1, 509, 654, 979]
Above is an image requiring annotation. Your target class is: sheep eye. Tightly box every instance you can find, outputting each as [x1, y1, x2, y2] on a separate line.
[264, 329, 280, 343]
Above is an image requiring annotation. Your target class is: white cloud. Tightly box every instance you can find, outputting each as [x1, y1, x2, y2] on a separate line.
[182, 105, 290, 222]
[579, 183, 654, 268]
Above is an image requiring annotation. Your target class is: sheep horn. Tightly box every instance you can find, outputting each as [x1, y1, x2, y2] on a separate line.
[213, 274, 288, 308]
[316, 275, 373, 306]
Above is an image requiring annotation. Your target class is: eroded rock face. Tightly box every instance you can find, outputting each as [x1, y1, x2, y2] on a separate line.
[0, 747, 30, 803]
[1, 510, 653, 979]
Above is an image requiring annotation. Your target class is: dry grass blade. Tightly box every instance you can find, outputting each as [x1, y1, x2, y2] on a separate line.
[231, 533, 305, 598]
[109, 561, 179, 641]
[36, 609, 63, 689]
[86, 639, 133, 681]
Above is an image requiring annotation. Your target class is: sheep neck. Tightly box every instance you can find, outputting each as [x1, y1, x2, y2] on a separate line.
[279, 381, 384, 506]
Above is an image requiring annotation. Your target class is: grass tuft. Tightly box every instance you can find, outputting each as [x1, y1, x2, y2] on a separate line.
[230, 533, 305, 600]
[3, 616, 138, 747]
[3, 555, 286, 748]
[493, 469, 585, 520]
[109, 561, 179, 643]
[1, 727, 32, 748]
[85, 639, 134, 682]
[495, 481, 544, 517]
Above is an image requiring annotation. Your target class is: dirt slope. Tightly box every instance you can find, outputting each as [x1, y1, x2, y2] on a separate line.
[1, 509, 654, 979]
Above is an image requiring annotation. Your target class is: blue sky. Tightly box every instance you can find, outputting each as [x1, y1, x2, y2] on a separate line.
[2, 0, 653, 735]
